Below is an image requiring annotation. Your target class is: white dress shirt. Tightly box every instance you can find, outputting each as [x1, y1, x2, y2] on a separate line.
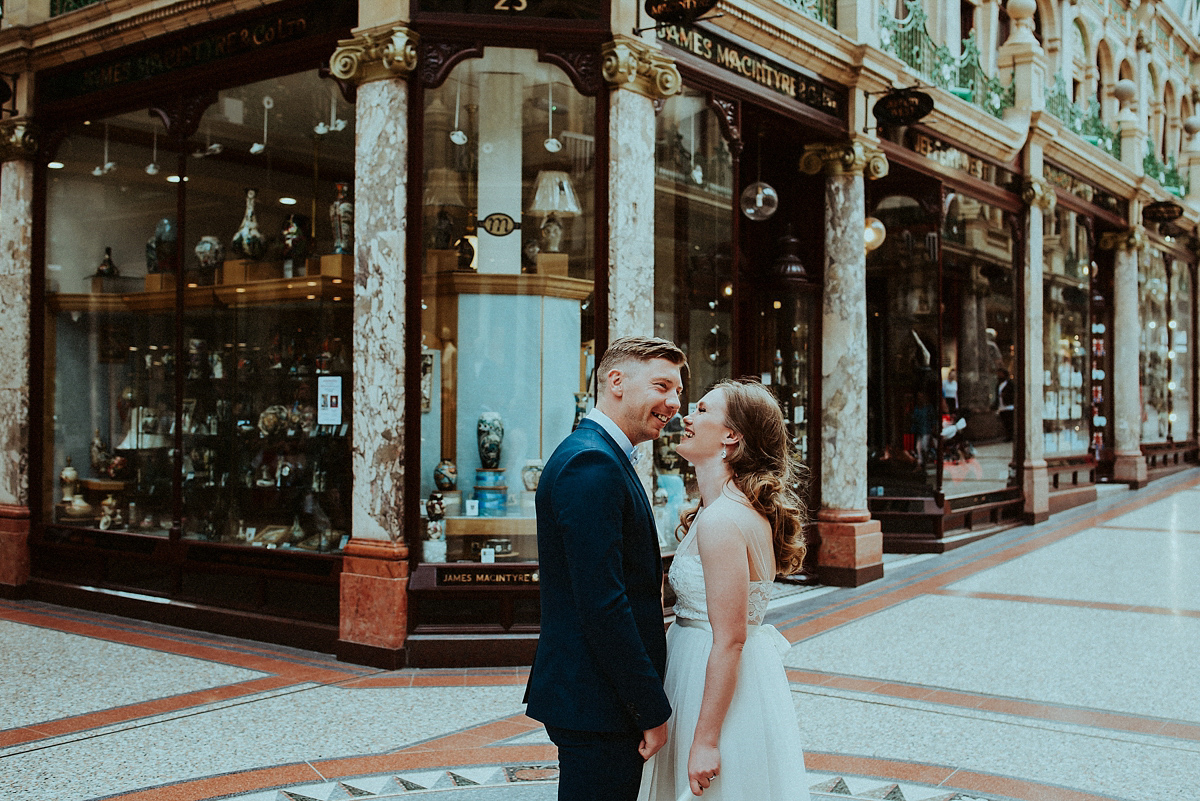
[585, 407, 639, 463]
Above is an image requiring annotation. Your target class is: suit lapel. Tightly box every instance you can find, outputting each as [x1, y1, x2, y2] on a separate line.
[578, 420, 656, 526]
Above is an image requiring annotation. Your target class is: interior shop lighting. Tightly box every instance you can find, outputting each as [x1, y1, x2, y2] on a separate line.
[279, 197, 298, 205]
[47, 161, 64, 169]
[864, 217, 887, 252]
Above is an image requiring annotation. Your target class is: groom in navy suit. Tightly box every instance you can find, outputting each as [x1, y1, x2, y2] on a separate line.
[525, 336, 687, 801]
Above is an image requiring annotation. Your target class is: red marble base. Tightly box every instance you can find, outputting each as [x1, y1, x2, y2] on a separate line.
[816, 509, 884, 587]
[1113, 452, 1148, 488]
[0, 504, 30, 591]
[339, 537, 410, 659]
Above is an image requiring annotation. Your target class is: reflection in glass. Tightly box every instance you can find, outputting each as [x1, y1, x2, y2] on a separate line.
[418, 50, 596, 573]
[1140, 249, 1170, 442]
[1042, 207, 1092, 456]
[1170, 264, 1193, 440]
[652, 89, 734, 550]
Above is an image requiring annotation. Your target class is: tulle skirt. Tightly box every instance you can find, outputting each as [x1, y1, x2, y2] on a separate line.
[638, 619, 812, 801]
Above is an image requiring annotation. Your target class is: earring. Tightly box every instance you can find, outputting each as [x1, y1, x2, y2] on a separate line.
[721, 448, 727, 460]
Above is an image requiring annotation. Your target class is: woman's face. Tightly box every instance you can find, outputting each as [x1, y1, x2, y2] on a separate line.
[677, 387, 736, 463]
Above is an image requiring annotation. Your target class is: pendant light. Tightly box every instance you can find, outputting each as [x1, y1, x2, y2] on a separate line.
[740, 132, 778, 221]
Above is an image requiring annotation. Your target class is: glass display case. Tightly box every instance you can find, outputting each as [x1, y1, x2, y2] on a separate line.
[1042, 207, 1093, 457]
[43, 69, 355, 564]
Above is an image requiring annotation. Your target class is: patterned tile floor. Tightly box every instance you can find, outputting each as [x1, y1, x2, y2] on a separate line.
[3, 469, 1200, 801]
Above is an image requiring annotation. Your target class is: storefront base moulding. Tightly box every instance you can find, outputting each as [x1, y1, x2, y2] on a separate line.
[815, 509, 884, 587]
[1112, 450, 1149, 489]
[337, 537, 409, 669]
[0, 504, 30, 599]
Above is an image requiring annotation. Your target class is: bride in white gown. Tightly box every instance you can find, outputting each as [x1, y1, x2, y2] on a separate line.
[638, 379, 811, 801]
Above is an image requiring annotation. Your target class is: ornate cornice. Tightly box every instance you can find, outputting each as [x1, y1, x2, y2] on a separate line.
[1022, 177, 1057, 212]
[600, 36, 681, 99]
[1099, 224, 1147, 252]
[0, 119, 38, 162]
[330, 26, 420, 85]
[799, 141, 888, 179]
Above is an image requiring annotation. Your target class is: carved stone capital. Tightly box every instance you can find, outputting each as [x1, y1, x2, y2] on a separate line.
[0, 119, 38, 162]
[601, 37, 681, 99]
[1022, 177, 1057, 212]
[330, 26, 420, 85]
[799, 141, 889, 179]
[1099, 224, 1147, 252]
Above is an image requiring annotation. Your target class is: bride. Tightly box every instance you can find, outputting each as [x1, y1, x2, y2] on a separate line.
[638, 379, 812, 800]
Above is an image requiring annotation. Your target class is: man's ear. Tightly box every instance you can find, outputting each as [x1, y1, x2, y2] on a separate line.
[607, 369, 623, 398]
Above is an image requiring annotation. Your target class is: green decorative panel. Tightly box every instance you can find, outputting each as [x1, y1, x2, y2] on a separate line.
[50, 0, 106, 16]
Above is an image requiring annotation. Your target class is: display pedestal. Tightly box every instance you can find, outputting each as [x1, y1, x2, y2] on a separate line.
[317, 253, 354, 280]
[144, 273, 175, 292]
[816, 509, 883, 587]
[90, 276, 142, 294]
[535, 252, 569, 276]
[220, 259, 285, 284]
[425, 249, 458, 273]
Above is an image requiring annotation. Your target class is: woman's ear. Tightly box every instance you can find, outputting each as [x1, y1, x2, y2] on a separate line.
[723, 429, 741, 447]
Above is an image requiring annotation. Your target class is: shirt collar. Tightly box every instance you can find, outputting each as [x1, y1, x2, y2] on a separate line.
[586, 407, 639, 464]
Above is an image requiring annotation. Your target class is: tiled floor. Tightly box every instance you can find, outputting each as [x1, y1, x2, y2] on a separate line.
[3, 469, 1199, 801]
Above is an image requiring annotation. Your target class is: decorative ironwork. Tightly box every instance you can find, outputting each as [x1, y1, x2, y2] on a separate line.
[878, 3, 1013, 119]
[1045, 72, 1119, 159]
[1143, 142, 1188, 197]
[773, 0, 836, 27]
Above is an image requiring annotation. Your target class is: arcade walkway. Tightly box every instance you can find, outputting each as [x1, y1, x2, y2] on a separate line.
[2, 468, 1198, 801]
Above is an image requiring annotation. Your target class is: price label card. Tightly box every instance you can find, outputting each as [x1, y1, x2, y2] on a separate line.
[318, 376, 343, 425]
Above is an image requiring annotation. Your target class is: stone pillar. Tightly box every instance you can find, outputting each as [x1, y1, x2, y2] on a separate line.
[839, 0, 880, 49]
[1020, 175, 1054, 522]
[601, 36, 680, 475]
[800, 141, 888, 587]
[996, 0, 1047, 119]
[1102, 225, 1149, 487]
[0, 119, 37, 597]
[329, 25, 419, 667]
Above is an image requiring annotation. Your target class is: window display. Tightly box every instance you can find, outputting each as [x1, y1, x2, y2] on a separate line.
[1141, 248, 1194, 443]
[44, 69, 355, 554]
[1042, 207, 1092, 456]
[417, 49, 596, 572]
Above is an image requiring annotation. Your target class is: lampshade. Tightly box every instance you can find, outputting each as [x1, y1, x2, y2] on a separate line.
[528, 170, 582, 216]
[423, 168, 466, 208]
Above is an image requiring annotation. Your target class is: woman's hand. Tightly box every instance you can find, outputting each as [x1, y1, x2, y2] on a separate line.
[687, 741, 720, 796]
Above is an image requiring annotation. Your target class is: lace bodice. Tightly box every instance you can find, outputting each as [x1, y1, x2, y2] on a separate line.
[669, 537, 772, 626]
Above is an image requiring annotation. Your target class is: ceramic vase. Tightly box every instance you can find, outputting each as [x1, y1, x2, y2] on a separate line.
[330, 182, 353, 255]
[59, 457, 78, 502]
[521, 459, 543, 491]
[433, 459, 458, 491]
[231, 188, 266, 260]
[477, 412, 504, 469]
[194, 236, 224, 272]
[281, 214, 310, 277]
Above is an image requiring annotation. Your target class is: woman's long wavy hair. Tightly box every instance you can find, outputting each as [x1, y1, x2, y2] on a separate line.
[678, 379, 809, 576]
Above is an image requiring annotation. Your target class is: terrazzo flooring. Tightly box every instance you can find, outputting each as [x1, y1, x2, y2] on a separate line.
[2, 468, 1199, 801]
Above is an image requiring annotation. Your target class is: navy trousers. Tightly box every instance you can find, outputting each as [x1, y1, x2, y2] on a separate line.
[546, 725, 646, 801]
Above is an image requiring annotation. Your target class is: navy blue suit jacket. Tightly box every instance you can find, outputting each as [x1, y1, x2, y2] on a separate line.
[524, 418, 671, 733]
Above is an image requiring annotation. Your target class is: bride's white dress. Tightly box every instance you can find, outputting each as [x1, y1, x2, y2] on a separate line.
[638, 524, 811, 801]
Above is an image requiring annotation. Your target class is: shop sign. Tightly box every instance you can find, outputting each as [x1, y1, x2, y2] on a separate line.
[644, 0, 719, 25]
[38, 0, 354, 104]
[1143, 200, 1184, 223]
[872, 88, 934, 126]
[912, 132, 1013, 188]
[481, 213, 520, 236]
[436, 567, 540, 586]
[656, 24, 843, 119]
[416, 0, 603, 20]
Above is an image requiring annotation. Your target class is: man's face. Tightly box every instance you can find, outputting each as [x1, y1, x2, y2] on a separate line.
[607, 357, 684, 446]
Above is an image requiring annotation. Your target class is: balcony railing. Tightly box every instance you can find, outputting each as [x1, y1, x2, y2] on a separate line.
[1143, 144, 1188, 196]
[775, 0, 837, 27]
[50, 0, 105, 15]
[1045, 73, 1120, 160]
[879, 1, 1014, 119]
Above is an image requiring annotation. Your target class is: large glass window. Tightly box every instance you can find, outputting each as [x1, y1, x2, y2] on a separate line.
[417, 49, 596, 576]
[940, 195, 1017, 496]
[1170, 263, 1193, 441]
[1140, 248, 1171, 443]
[44, 69, 355, 571]
[652, 89, 734, 550]
[1042, 207, 1092, 456]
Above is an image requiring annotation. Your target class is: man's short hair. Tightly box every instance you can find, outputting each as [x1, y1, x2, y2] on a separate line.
[596, 336, 687, 390]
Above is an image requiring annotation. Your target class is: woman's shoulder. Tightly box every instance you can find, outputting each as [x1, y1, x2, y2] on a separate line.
[694, 496, 767, 543]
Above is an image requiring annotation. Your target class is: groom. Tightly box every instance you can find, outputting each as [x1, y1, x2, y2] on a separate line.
[525, 336, 687, 801]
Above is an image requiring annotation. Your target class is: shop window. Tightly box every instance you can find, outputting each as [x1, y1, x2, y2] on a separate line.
[652, 89, 734, 551]
[1140, 249, 1171, 442]
[940, 195, 1016, 496]
[417, 49, 596, 574]
[1042, 207, 1092, 457]
[44, 69, 355, 562]
[1169, 263, 1193, 441]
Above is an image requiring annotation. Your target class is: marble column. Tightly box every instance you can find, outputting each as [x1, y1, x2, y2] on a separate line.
[800, 141, 887, 587]
[0, 120, 36, 595]
[601, 36, 680, 474]
[1020, 177, 1053, 522]
[1104, 226, 1148, 487]
[329, 26, 418, 666]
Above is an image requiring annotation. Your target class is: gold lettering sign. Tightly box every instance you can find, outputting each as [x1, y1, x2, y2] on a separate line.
[437, 567, 540, 586]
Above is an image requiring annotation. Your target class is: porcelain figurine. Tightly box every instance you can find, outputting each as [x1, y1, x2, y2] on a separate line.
[521, 459, 543, 492]
[146, 218, 177, 273]
[231, 188, 266, 260]
[59, 457, 79, 503]
[477, 411, 504, 469]
[330, 182, 353, 255]
[281, 214, 310, 277]
[433, 458, 458, 491]
[96, 247, 119, 277]
[194, 236, 224, 273]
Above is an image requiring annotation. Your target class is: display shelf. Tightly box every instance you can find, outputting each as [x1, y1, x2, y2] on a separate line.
[47, 275, 352, 314]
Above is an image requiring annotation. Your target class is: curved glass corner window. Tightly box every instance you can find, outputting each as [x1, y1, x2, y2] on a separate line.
[1139, 249, 1170, 443]
[1042, 207, 1092, 457]
[652, 88, 734, 552]
[43, 69, 355, 566]
[418, 48, 596, 575]
[1169, 262, 1193, 441]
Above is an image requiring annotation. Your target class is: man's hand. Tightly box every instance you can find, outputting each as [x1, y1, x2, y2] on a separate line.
[638, 721, 668, 759]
